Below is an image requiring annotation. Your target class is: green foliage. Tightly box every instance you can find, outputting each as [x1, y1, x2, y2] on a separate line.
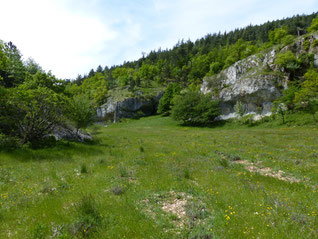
[157, 83, 181, 115]
[272, 102, 288, 124]
[277, 85, 299, 110]
[275, 51, 301, 74]
[112, 67, 135, 87]
[294, 69, 318, 121]
[68, 95, 95, 133]
[223, 39, 257, 69]
[234, 101, 246, 117]
[171, 91, 220, 125]
[79, 72, 108, 106]
[307, 18, 318, 33]
[1, 42, 26, 87]
[281, 35, 295, 45]
[207, 62, 223, 76]
[24, 58, 43, 75]
[23, 71, 65, 93]
[0, 134, 20, 150]
[137, 63, 159, 87]
[269, 28, 291, 45]
[1, 86, 67, 145]
[239, 114, 256, 126]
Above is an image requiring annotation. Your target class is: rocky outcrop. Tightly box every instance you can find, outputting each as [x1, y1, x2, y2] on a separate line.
[51, 126, 92, 142]
[96, 92, 164, 122]
[201, 34, 318, 119]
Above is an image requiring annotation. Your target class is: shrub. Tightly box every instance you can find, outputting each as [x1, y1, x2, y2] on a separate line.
[234, 101, 246, 117]
[171, 91, 220, 125]
[275, 51, 301, 75]
[1, 86, 67, 145]
[0, 134, 20, 150]
[294, 69, 318, 122]
[307, 18, 318, 33]
[68, 94, 95, 135]
[272, 102, 288, 124]
[239, 114, 256, 126]
[157, 83, 181, 115]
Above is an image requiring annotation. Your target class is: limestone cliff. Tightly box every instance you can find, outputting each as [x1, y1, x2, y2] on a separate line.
[201, 33, 318, 119]
[96, 91, 163, 122]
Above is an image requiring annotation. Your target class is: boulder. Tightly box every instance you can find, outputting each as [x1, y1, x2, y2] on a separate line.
[51, 126, 92, 142]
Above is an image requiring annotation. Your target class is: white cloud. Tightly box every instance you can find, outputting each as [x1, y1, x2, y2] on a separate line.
[0, 0, 116, 78]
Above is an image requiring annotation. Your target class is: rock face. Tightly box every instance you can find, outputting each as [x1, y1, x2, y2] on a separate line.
[96, 92, 164, 122]
[201, 34, 318, 119]
[51, 126, 92, 142]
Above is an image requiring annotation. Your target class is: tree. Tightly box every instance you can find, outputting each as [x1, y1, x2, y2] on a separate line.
[112, 67, 135, 87]
[272, 102, 288, 124]
[2, 86, 67, 145]
[269, 28, 290, 44]
[307, 18, 318, 33]
[24, 58, 43, 75]
[171, 91, 220, 125]
[0, 41, 8, 86]
[157, 83, 181, 115]
[295, 69, 318, 121]
[2, 41, 25, 87]
[275, 51, 301, 78]
[137, 63, 159, 87]
[68, 95, 95, 134]
[80, 72, 108, 106]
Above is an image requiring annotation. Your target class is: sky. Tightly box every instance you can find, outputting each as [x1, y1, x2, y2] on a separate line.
[0, 0, 317, 79]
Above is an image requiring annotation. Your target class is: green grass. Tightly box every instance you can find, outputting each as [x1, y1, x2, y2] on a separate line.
[0, 116, 318, 238]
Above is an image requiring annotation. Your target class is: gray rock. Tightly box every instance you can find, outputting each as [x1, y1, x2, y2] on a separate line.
[51, 126, 92, 142]
[96, 92, 164, 122]
[201, 49, 286, 117]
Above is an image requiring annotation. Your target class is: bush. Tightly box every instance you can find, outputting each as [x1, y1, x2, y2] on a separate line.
[275, 51, 301, 75]
[234, 101, 246, 117]
[157, 83, 181, 115]
[171, 91, 220, 125]
[68, 95, 95, 134]
[1, 86, 67, 145]
[272, 102, 288, 124]
[239, 114, 256, 126]
[0, 134, 20, 150]
[308, 18, 318, 33]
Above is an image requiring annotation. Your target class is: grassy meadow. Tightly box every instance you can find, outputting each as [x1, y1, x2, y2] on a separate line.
[0, 116, 318, 238]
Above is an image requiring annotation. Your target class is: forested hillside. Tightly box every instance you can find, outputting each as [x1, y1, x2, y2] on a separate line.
[74, 12, 317, 100]
[1, 12, 318, 148]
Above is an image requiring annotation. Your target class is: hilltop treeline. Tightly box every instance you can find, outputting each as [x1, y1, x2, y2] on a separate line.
[70, 12, 317, 102]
